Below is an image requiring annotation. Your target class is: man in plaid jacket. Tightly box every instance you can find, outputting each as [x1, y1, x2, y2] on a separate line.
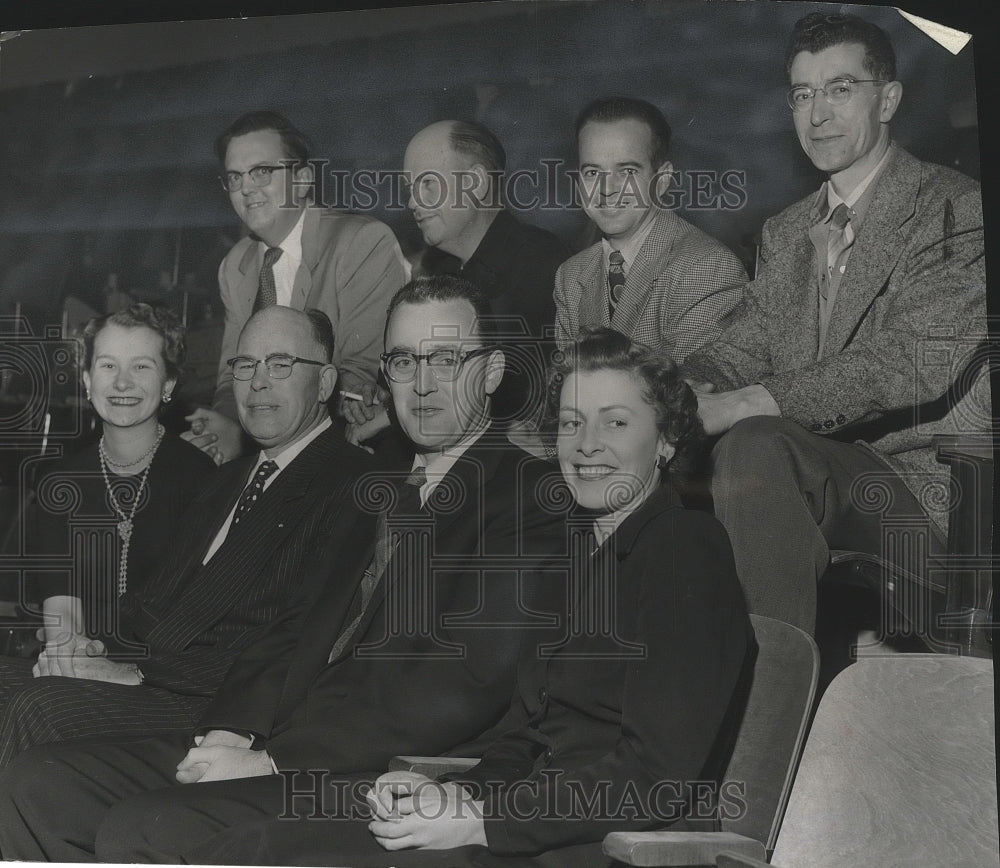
[554, 96, 746, 362]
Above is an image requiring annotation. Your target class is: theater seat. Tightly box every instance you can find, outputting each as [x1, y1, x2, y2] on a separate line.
[715, 654, 996, 868]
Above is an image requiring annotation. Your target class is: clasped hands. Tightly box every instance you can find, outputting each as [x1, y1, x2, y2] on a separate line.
[175, 729, 273, 784]
[33, 634, 140, 684]
[366, 771, 487, 851]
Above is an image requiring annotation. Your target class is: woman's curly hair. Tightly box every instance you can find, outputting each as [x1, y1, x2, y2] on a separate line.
[543, 327, 705, 481]
[79, 302, 186, 382]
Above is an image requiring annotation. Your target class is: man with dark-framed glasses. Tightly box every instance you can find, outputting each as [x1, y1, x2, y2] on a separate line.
[183, 110, 408, 466]
[0, 277, 570, 862]
[682, 11, 988, 637]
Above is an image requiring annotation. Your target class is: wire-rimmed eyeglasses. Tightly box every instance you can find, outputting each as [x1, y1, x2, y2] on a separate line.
[786, 78, 884, 112]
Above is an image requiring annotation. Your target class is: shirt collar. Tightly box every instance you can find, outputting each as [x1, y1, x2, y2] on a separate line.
[601, 209, 658, 271]
[410, 422, 490, 505]
[260, 206, 306, 260]
[813, 145, 894, 226]
[252, 415, 331, 473]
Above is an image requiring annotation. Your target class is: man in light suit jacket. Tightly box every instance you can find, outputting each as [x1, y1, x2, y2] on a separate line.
[682, 12, 988, 634]
[0, 306, 377, 768]
[0, 276, 570, 863]
[554, 97, 746, 362]
[183, 110, 408, 464]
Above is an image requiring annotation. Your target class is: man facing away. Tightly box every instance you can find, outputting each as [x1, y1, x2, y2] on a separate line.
[682, 12, 988, 635]
[555, 97, 747, 363]
[0, 305, 378, 768]
[183, 110, 409, 464]
[0, 276, 570, 863]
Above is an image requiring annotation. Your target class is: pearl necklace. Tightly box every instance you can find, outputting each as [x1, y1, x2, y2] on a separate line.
[98, 424, 165, 596]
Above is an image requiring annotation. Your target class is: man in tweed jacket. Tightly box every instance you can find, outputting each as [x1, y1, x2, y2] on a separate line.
[0, 307, 376, 767]
[682, 13, 988, 634]
[554, 97, 746, 362]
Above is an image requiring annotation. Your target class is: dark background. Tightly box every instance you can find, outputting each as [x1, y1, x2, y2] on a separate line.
[0, 0, 989, 326]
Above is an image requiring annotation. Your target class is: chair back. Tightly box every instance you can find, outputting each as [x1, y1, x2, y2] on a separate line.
[771, 655, 997, 867]
[721, 614, 819, 853]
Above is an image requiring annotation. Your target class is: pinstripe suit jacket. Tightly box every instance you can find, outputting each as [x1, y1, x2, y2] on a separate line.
[197, 432, 570, 774]
[116, 425, 378, 696]
[682, 147, 988, 534]
[554, 208, 747, 362]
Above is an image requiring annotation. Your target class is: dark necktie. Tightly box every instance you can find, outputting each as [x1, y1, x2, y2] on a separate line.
[607, 249, 626, 318]
[254, 246, 283, 312]
[232, 460, 278, 525]
[825, 203, 854, 293]
[327, 465, 427, 662]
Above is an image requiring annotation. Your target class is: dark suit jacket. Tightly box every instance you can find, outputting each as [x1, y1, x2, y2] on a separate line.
[451, 484, 756, 855]
[214, 207, 408, 418]
[555, 208, 747, 362]
[117, 425, 378, 696]
[682, 147, 988, 534]
[422, 209, 571, 420]
[197, 431, 570, 774]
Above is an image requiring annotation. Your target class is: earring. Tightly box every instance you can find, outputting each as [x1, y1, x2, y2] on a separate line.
[162, 392, 172, 404]
[85, 391, 92, 401]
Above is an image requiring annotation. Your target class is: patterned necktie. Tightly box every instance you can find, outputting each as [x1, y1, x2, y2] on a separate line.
[254, 246, 283, 311]
[232, 460, 278, 525]
[327, 465, 427, 663]
[825, 203, 854, 291]
[607, 249, 626, 318]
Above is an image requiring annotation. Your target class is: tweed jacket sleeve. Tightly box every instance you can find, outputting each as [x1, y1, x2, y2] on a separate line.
[682, 151, 986, 436]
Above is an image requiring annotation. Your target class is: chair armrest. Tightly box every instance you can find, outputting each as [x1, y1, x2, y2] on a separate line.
[387, 755, 480, 778]
[602, 831, 766, 866]
[715, 850, 774, 868]
[933, 433, 995, 464]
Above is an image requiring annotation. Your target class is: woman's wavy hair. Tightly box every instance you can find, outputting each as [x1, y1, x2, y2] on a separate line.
[80, 302, 186, 382]
[543, 327, 705, 481]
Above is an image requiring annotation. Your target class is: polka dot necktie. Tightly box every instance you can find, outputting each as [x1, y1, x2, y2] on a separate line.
[232, 460, 279, 525]
[254, 246, 283, 312]
[607, 249, 626, 318]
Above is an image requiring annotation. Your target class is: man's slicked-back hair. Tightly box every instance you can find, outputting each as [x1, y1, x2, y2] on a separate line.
[785, 12, 896, 81]
[214, 110, 313, 167]
[304, 308, 335, 363]
[575, 97, 673, 168]
[447, 120, 507, 174]
[384, 275, 499, 341]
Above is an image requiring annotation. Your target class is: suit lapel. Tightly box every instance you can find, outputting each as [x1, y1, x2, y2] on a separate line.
[330, 435, 505, 664]
[293, 207, 320, 308]
[822, 148, 918, 357]
[611, 209, 680, 335]
[235, 241, 261, 318]
[145, 427, 350, 651]
[575, 243, 610, 327]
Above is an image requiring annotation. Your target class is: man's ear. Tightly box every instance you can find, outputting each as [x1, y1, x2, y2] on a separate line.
[880, 81, 903, 123]
[318, 364, 338, 404]
[468, 163, 493, 207]
[483, 349, 506, 395]
[291, 162, 315, 205]
[653, 161, 675, 201]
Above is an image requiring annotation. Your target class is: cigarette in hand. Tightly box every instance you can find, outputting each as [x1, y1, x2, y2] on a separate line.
[342, 391, 380, 404]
